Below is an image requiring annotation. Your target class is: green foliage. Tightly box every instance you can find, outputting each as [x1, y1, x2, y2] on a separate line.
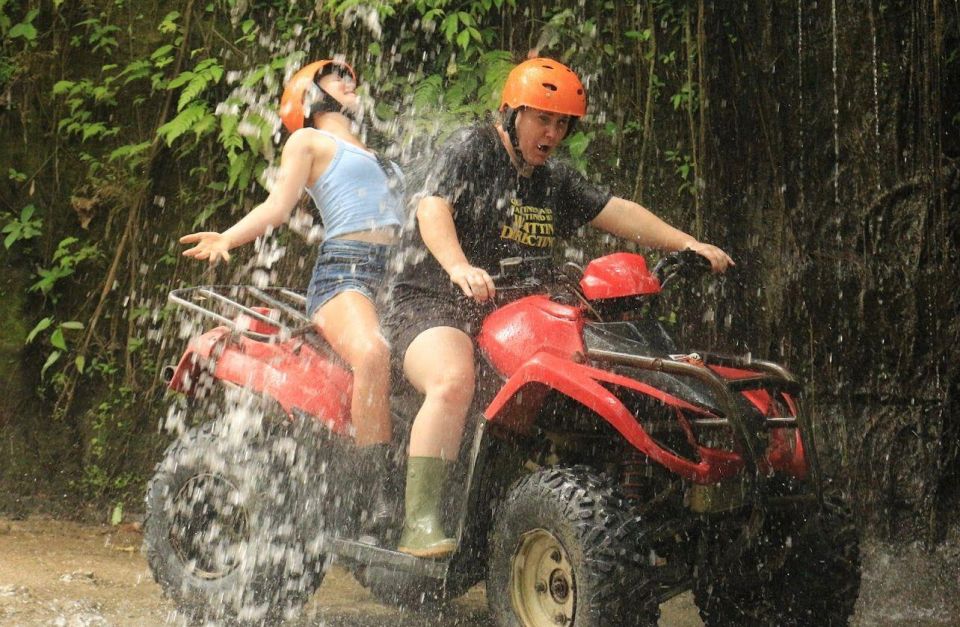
[29, 237, 100, 297]
[4, 8, 38, 44]
[25, 318, 85, 379]
[168, 58, 224, 112]
[72, 16, 121, 53]
[0, 0, 9, 34]
[566, 130, 594, 174]
[77, 383, 137, 499]
[54, 78, 121, 141]
[2, 204, 42, 249]
[157, 101, 213, 145]
[665, 149, 694, 195]
[670, 81, 696, 111]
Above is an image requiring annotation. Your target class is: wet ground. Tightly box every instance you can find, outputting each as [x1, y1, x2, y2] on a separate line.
[0, 516, 957, 626]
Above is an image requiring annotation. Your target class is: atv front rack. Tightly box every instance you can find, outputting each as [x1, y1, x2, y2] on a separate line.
[168, 285, 312, 342]
[585, 347, 823, 507]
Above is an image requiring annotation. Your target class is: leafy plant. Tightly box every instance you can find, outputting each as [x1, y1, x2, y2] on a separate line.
[665, 149, 694, 195]
[25, 318, 85, 378]
[2, 204, 42, 249]
[5, 8, 38, 44]
[566, 130, 595, 174]
[79, 384, 136, 499]
[72, 15, 121, 54]
[29, 237, 100, 297]
[53, 78, 120, 142]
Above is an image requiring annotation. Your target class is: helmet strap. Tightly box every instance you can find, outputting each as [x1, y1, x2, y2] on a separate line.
[304, 90, 356, 128]
[501, 106, 533, 175]
[502, 106, 521, 151]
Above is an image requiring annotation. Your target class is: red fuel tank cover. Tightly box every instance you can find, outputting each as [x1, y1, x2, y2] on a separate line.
[579, 253, 661, 300]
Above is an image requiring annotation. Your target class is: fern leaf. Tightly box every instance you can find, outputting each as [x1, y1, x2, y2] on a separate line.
[177, 75, 208, 112]
[157, 103, 207, 146]
[167, 71, 193, 91]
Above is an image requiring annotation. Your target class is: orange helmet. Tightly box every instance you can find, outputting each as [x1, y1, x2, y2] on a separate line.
[279, 59, 357, 133]
[499, 57, 587, 118]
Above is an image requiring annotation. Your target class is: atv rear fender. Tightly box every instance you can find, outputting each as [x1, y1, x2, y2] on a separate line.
[167, 326, 352, 434]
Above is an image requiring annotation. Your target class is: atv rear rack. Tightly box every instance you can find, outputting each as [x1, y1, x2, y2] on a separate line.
[585, 348, 823, 506]
[168, 285, 312, 342]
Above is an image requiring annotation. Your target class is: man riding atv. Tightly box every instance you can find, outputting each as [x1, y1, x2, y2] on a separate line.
[384, 56, 733, 558]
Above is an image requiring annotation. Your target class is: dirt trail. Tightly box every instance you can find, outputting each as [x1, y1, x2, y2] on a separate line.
[0, 516, 699, 626]
[0, 516, 957, 626]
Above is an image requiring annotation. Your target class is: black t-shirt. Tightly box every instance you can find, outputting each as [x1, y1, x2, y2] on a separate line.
[393, 123, 611, 293]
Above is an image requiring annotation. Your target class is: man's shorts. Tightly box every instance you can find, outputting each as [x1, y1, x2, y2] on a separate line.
[383, 284, 493, 365]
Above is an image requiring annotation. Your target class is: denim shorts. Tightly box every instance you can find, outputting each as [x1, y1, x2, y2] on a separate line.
[305, 239, 393, 318]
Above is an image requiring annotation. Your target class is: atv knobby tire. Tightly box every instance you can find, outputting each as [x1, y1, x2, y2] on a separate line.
[487, 466, 659, 627]
[144, 407, 329, 625]
[694, 494, 861, 627]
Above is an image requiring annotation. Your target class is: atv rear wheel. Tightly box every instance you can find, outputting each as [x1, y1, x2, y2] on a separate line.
[694, 493, 861, 626]
[144, 404, 329, 624]
[487, 466, 659, 627]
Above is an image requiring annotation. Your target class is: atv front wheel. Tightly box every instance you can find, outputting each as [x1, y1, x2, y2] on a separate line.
[487, 466, 659, 627]
[144, 410, 329, 624]
[694, 493, 861, 626]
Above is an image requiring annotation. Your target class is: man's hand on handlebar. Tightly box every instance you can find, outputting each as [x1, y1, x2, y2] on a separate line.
[685, 241, 734, 273]
[180, 232, 233, 264]
[448, 262, 496, 302]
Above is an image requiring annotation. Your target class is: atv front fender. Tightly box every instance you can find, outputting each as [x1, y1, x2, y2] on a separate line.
[484, 352, 743, 483]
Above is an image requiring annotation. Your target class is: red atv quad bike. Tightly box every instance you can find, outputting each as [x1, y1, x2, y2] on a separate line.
[144, 250, 861, 626]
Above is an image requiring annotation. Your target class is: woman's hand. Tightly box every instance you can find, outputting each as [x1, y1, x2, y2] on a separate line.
[448, 262, 496, 302]
[685, 241, 735, 273]
[179, 232, 232, 264]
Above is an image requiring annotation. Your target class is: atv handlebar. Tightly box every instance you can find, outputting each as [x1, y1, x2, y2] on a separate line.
[489, 249, 712, 293]
[652, 249, 713, 288]
[476, 255, 561, 301]
[488, 255, 555, 284]
[476, 250, 714, 314]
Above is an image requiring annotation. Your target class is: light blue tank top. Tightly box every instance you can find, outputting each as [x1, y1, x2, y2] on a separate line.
[304, 129, 403, 240]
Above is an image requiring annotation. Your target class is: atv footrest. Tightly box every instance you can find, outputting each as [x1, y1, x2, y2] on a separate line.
[332, 539, 449, 579]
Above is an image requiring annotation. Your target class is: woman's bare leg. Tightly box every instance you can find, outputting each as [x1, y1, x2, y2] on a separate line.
[313, 291, 391, 445]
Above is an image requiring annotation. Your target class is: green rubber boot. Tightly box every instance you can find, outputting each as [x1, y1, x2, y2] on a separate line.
[397, 457, 457, 558]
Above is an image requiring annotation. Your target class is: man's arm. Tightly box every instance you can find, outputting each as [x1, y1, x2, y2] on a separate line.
[417, 196, 495, 301]
[590, 196, 734, 272]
